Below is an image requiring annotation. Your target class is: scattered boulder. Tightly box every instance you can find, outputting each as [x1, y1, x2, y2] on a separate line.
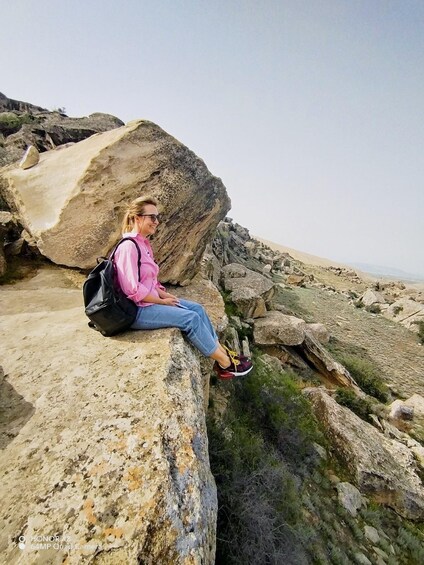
[262, 263, 272, 276]
[382, 298, 424, 332]
[354, 552, 372, 565]
[19, 145, 39, 169]
[304, 387, 424, 520]
[253, 311, 306, 346]
[388, 399, 414, 421]
[299, 332, 357, 388]
[336, 482, 363, 517]
[221, 263, 275, 318]
[360, 289, 386, 308]
[364, 525, 380, 544]
[410, 443, 424, 470]
[404, 394, 424, 421]
[253, 313, 355, 387]
[0, 120, 230, 282]
[287, 274, 306, 286]
[305, 322, 330, 344]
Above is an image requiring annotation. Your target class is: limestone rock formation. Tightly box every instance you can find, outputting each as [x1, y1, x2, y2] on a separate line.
[19, 145, 39, 169]
[336, 482, 364, 517]
[0, 120, 230, 282]
[0, 92, 124, 167]
[304, 388, 424, 520]
[359, 289, 386, 307]
[299, 333, 357, 388]
[221, 263, 275, 318]
[253, 311, 306, 346]
[253, 311, 355, 388]
[0, 266, 218, 564]
[382, 298, 424, 332]
[305, 322, 330, 344]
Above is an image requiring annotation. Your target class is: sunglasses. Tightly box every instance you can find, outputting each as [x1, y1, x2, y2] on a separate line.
[139, 214, 161, 222]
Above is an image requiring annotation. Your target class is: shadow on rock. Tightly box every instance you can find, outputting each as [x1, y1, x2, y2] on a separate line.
[0, 366, 35, 449]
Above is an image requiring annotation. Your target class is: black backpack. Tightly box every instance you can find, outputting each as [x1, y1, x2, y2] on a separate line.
[83, 238, 141, 336]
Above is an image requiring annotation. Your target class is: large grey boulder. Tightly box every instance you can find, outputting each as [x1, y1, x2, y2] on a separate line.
[0, 120, 230, 282]
[304, 387, 424, 520]
[360, 289, 386, 307]
[0, 266, 218, 564]
[299, 333, 357, 388]
[253, 311, 306, 346]
[253, 312, 355, 387]
[382, 298, 424, 332]
[221, 263, 275, 318]
[306, 322, 330, 344]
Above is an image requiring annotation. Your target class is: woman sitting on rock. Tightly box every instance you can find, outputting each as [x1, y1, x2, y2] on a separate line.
[114, 196, 253, 379]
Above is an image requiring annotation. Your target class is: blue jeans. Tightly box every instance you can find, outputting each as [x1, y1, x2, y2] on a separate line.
[130, 299, 218, 357]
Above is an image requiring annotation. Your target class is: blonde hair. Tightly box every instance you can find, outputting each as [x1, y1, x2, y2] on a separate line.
[121, 197, 158, 233]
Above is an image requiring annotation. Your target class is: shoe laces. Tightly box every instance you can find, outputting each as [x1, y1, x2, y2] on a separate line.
[223, 345, 240, 367]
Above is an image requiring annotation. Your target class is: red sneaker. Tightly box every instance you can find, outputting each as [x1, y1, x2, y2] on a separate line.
[214, 357, 253, 380]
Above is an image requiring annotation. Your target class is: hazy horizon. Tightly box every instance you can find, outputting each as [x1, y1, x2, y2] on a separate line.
[2, 1, 423, 276]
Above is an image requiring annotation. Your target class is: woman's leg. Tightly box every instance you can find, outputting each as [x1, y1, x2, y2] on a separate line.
[176, 300, 249, 365]
[178, 300, 218, 342]
[131, 304, 225, 359]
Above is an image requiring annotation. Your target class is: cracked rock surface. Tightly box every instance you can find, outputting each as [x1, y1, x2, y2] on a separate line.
[0, 266, 217, 564]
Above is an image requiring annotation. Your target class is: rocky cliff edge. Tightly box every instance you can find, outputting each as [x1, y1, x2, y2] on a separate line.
[0, 267, 221, 564]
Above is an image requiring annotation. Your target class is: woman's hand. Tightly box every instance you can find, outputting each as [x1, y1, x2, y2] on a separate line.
[158, 289, 178, 300]
[161, 296, 179, 306]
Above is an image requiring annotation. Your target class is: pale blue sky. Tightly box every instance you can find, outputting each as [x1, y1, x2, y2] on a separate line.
[2, 0, 423, 276]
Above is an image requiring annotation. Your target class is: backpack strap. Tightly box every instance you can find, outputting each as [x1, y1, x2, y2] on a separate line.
[110, 238, 142, 282]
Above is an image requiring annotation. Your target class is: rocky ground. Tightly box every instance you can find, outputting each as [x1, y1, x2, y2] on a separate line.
[278, 284, 424, 398]
[0, 266, 219, 564]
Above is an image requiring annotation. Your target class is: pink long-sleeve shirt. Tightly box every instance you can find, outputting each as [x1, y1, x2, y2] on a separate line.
[114, 233, 165, 307]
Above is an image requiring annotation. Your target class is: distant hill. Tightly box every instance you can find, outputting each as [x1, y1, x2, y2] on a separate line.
[347, 262, 424, 283]
[255, 236, 424, 284]
[255, 237, 365, 271]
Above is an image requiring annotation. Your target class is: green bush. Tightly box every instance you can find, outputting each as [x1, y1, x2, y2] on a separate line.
[393, 305, 404, 316]
[335, 388, 373, 422]
[208, 353, 327, 563]
[396, 524, 424, 563]
[329, 351, 388, 403]
[0, 112, 35, 135]
[237, 355, 325, 468]
[220, 289, 241, 319]
[208, 415, 309, 564]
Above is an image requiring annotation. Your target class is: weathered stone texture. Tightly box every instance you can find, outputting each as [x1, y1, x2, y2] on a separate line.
[0, 267, 217, 564]
[0, 120, 230, 283]
[221, 263, 274, 318]
[19, 145, 39, 169]
[304, 388, 424, 520]
[253, 311, 306, 346]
